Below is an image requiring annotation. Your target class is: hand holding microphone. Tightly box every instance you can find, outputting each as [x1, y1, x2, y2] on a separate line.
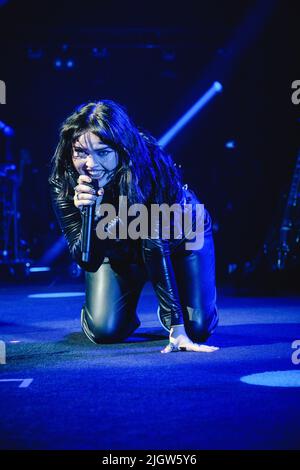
[74, 175, 104, 209]
[74, 175, 105, 262]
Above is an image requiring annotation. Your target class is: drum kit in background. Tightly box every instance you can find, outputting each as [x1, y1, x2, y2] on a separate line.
[227, 150, 300, 291]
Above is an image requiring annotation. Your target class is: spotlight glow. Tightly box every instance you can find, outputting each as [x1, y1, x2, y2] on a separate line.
[225, 140, 236, 149]
[29, 267, 50, 273]
[28, 292, 85, 299]
[241, 370, 300, 388]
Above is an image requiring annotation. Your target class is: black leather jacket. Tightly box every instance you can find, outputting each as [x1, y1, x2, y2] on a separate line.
[50, 176, 209, 326]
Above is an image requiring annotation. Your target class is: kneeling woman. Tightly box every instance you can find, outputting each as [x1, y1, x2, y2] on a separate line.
[49, 99, 219, 353]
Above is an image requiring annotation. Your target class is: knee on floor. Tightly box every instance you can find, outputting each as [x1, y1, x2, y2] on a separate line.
[89, 325, 124, 344]
[184, 305, 218, 343]
[81, 307, 139, 344]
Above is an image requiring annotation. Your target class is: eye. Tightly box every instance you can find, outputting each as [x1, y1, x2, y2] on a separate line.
[74, 147, 85, 153]
[96, 149, 111, 157]
[73, 147, 88, 158]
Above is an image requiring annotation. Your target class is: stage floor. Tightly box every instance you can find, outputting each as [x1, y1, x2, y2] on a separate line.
[0, 280, 300, 450]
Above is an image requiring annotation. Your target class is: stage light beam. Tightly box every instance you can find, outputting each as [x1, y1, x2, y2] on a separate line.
[158, 81, 223, 148]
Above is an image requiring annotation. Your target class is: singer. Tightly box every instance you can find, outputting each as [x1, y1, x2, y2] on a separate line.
[49, 100, 219, 353]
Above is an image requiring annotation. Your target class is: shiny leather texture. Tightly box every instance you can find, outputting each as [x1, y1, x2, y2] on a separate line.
[50, 178, 218, 344]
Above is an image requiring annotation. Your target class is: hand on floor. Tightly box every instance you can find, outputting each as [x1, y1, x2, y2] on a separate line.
[161, 325, 219, 353]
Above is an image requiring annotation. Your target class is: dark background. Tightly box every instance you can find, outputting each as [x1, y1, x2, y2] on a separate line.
[0, 0, 299, 289]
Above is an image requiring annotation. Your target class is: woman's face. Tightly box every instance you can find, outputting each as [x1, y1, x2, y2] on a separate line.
[72, 131, 119, 187]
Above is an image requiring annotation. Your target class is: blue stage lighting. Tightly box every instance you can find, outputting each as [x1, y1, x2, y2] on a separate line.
[158, 81, 223, 148]
[28, 292, 85, 299]
[0, 121, 14, 137]
[213, 81, 223, 92]
[66, 59, 74, 68]
[38, 235, 67, 265]
[92, 47, 109, 58]
[29, 267, 51, 273]
[27, 48, 43, 60]
[241, 371, 300, 388]
[225, 140, 236, 149]
[54, 59, 62, 68]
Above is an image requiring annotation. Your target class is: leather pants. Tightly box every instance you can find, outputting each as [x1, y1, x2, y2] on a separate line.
[81, 210, 219, 345]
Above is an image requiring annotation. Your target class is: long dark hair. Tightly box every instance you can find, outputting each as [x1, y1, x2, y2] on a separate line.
[49, 99, 184, 206]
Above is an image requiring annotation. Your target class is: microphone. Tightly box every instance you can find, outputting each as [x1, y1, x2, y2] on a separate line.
[81, 179, 99, 263]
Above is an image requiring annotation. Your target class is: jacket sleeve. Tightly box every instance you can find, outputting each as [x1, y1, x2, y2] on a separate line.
[141, 235, 185, 327]
[141, 187, 203, 328]
[49, 179, 105, 272]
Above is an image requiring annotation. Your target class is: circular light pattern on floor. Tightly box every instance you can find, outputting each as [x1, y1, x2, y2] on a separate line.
[241, 370, 300, 387]
[28, 292, 85, 299]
